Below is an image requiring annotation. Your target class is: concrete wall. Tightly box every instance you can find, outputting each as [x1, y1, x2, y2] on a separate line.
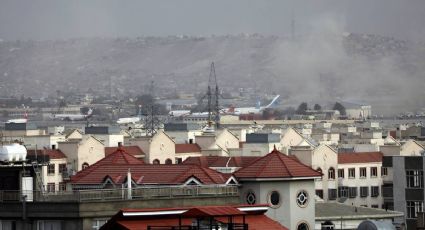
[239, 180, 315, 230]
[392, 156, 406, 226]
[77, 137, 105, 171]
[380, 145, 401, 156]
[242, 143, 275, 156]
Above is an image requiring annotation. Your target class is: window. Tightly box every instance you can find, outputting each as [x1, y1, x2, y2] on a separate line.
[59, 164, 67, 173]
[152, 159, 160, 164]
[59, 182, 66, 191]
[176, 158, 183, 164]
[165, 158, 172, 165]
[268, 191, 281, 207]
[360, 167, 367, 178]
[328, 189, 337, 200]
[317, 168, 323, 180]
[47, 183, 55, 193]
[246, 191, 256, 205]
[407, 201, 424, 219]
[371, 186, 380, 197]
[328, 167, 335, 180]
[316, 190, 323, 199]
[82, 162, 89, 170]
[338, 169, 344, 178]
[47, 164, 55, 175]
[296, 190, 309, 208]
[348, 168, 355, 178]
[360, 186, 368, 197]
[370, 167, 378, 177]
[349, 187, 357, 198]
[381, 167, 388, 177]
[371, 205, 379, 208]
[338, 186, 349, 198]
[297, 222, 310, 230]
[406, 170, 424, 188]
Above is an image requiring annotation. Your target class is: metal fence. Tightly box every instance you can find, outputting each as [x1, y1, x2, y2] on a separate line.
[0, 185, 239, 202]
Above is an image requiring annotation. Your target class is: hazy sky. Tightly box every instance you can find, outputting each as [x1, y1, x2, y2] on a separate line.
[0, 0, 424, 41]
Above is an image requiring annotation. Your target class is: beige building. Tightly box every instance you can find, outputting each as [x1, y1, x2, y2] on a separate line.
[126, 131, 176, 164]
[195, 129, 240, 156]
[400, 140, 425, 156]
[58, 135, 105, 173]
[27, 149, 68, 193]
[290, 144, 338, 202]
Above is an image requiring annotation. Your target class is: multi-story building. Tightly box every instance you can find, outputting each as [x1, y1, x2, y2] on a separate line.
[337, 152, 384, 208]
[382, 155, 425, 229]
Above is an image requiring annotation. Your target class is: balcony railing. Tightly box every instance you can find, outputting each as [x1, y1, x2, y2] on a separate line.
[0, 185, 239, 203]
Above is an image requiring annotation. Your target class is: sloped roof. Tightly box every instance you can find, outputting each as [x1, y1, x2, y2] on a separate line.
[71, 149, 228, 185]
[234, 148, 321, 179]
[175, 144, 201, 153]
[105, 146, 145, 156]
[27, 149, 67, 159]
[100, 205, 288, 230]
[183, 156, 261, 168]
[338, 152, 383, 164]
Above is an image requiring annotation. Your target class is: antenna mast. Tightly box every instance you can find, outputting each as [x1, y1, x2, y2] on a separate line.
[207, 62, 220, 129]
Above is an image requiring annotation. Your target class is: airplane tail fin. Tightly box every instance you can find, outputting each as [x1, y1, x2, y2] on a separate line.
[264, 95, 280, 109]
[86, 108, 94, 117]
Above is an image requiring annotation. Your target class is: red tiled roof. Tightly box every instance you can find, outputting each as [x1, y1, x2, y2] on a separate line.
[183, 206, 245, 217]
[101, 205, 288, 230]
[70, 147, 145, 183]
[27, 149, 67, 159]
[71, 156, 227, 185]
[338, 152, 383, 164]
[183, 156, 261, 168]
[105, 146, 144, 156]
[216, 215, 288, 230]
[234, 149, 322, 179]
[175, 143, 201, 153]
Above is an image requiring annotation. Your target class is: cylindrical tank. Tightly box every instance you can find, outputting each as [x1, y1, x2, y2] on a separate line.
[0, 143, 27, 162]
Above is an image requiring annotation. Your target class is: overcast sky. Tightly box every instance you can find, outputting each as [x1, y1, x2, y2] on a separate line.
[0, 0, 424, 41]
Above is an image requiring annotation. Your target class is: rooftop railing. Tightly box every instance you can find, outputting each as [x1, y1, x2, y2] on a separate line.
[0, 185, 239, 203]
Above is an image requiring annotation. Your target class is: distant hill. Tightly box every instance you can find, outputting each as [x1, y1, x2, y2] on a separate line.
[0, 33, 424, 114]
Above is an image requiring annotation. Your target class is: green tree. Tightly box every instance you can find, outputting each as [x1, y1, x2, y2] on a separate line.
[296, 102, 308, 115]
[313, 104, 322, 111]
[333, 102, 346, 116]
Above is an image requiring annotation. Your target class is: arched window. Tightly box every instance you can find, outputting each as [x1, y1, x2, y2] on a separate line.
[165, 159, 172, 165]
[82, 162, 89, 170]
[328, 167, 335, 180]
[316, 167, 323, 180]
[152, 159, 160, 164]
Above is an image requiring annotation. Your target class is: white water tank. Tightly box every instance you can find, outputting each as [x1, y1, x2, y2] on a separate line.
[0, 143, 27, 162]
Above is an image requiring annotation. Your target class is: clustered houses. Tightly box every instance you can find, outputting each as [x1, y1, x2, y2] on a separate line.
[1, 119, 424, 229]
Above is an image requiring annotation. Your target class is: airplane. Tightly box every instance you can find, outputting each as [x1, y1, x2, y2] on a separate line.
[225, 95, 280, 115]
[168, 110, 191, 117]
[6, 105, 28, 123]
[51, 108, 93, 121]
[117, 106, 142, 125]
[116, 116, 141, 125]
